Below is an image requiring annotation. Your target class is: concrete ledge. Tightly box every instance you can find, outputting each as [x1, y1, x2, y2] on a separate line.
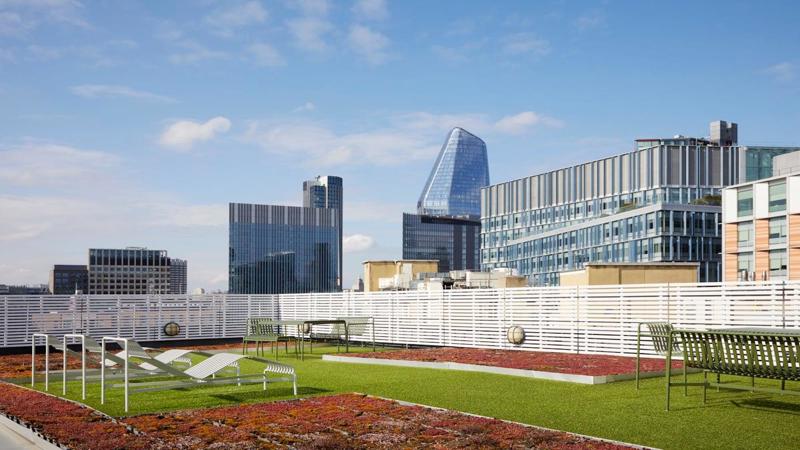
[323, 354, 675, 385]
[0, 414, 63, 450]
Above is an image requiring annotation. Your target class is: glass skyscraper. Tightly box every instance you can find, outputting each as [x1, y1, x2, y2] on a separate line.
[480, 122, 800, 285]
[229, 176, 342, 294]
[417, 128, 490, 218]
[403, 128, 489, 272]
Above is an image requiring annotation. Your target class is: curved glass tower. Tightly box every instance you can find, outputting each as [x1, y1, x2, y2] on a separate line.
[417, 127, 490, 218]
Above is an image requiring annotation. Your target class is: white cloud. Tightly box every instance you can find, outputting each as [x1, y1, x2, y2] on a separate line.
[352, 0, 387, 21]
[287, 0, 329, 16]
[159, 117, 232, 151]
[343, 234, 376, 252]
[287, 17, 333, 52]
[168, 40, 228, 64]
[0, 0, 88, 36]
[293, 101, 316, 112]
[71, 84, 176, 103]
[763, 62, 795, 83]
[205, 1, 267, 33]
[0, 143, 119, 186]
[348, 24, 389, 65]
[501, 33, 550, 57]
[247, 42, 285, 67]
[494, 111, 564, 134]
[244, 121, 438, 166]
[574, 11, 606, 31]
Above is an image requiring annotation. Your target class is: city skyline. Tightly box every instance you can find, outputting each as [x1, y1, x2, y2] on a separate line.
[1, 1, 799, 290]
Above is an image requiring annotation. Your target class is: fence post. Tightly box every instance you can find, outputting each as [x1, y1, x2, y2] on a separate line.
[575, 286, 580, 355]
[782, 281, 787, 329]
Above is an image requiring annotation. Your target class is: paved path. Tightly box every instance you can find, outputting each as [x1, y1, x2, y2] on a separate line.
[0, 418, 56, 450]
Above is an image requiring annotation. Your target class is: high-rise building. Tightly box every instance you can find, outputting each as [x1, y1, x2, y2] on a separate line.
[303, 175, 343, 286]
[481, 121, 800, 286]
[722, 172, 799, 282]
[229, 176, 343, 294]
[169, 258, 187, 294]
[88, 248, 171, 294]
[49, 265, 88, 294]
[402, 213, 480, 272]
[417, 128, 490, 218]
[403, 128, 489, 272]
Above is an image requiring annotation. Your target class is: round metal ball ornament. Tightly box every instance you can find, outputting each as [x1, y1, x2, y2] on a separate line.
[506, 326, 525, 345]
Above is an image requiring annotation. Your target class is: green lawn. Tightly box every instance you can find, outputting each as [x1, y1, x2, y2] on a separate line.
[21, 345, 800, 450]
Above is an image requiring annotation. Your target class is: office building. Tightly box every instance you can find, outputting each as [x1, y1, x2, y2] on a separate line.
[303, 175, 343, 286]
[169, 258, 187, 294]
[481, 121, 800, 286]
[49, 265, 88, 294]
[773, 151, 800, 177]
[229, 202, 341, 294]
[403, 128, 489, 272]
[417, 128, 490, 218]
[722, 172, 800, 281]
[0, 284, 49, 295]
[402, 213, 481, 272]
[88, 248, 171, 294]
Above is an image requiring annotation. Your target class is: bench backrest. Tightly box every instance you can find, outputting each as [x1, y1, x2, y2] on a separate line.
[246, 318, 280, 337]
[676, 330, 800, 380]
[334, 317, 371, 336]
[641, 322, 680, 355]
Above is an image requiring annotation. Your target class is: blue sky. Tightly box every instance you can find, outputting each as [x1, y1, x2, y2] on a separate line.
[1, 0, 799, 291]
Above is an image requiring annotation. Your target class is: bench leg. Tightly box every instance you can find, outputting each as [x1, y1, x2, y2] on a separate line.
[751, 375, 755, 393]
[781, 378, 786, 391]
[703, 371, 707, 404]
[683, 361, 687, 396]
[716, 373, 720, 392]
[635, 331, 641, 390]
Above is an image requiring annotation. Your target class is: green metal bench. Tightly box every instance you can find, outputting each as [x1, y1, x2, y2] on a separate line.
[665, 329, 800, 410]
[636, 322, 685, 391]
[331, 317, 375, 352]
[242, 318, 295, 358]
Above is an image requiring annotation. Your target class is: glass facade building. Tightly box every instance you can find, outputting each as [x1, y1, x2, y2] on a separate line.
[402, 213, 481, 272]
[49, 264, 88, 295]
[417, 128, 490, 218]
[229, 203, 341, 294]
[302, 175, 343, 285]
[403, 128, 489, 272]
[481, 125, 799, 286]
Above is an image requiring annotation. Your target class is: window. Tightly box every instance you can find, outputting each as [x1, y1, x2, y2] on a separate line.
[769, 217, 787, 245]
[769, 180, 786, 212]
[737, 252, 754, 276]
[737, 222, 753, 248]
[769, 249, 787, 276]
[737, 187, 753, 217]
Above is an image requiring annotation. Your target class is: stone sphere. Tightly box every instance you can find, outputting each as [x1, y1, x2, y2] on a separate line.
[163, 321, 181, 337]
[507, 326, 525, 345]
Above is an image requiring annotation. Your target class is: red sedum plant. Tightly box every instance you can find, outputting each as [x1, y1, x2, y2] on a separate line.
[348, 347, 681, 376]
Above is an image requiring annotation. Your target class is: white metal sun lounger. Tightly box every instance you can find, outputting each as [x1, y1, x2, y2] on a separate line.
[100, 337, 298, 412]
[31, 333, 198, 400]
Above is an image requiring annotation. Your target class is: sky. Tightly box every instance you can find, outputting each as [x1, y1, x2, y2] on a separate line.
[1, 0, 799, 291]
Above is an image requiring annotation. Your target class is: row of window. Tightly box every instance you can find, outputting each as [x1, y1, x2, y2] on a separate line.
[736, 217, 788, 247]
[483, 236, 721, 276]
[737, 179, 787, 217]
[483, 210, 720, 260]
[736, 250, 788, 279]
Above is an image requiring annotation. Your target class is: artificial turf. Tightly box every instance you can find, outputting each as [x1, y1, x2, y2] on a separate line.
[17, 344, 800, 450]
